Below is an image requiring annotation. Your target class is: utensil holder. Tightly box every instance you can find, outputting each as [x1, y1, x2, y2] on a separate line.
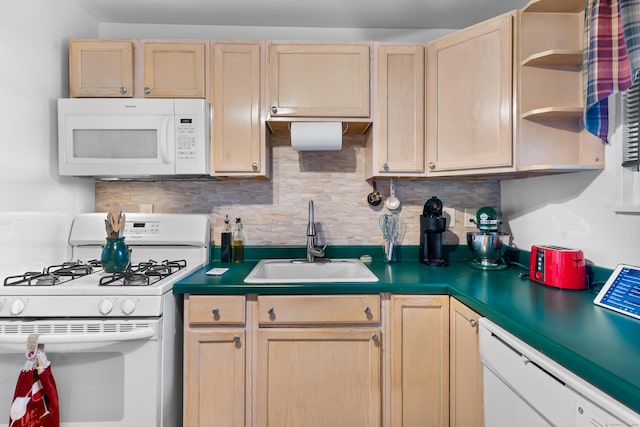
[101, 237, 130, 273]
[383, 239, 397, 263]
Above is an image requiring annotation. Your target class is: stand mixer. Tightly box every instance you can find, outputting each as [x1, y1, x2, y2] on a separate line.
[466, 207, 510, 270]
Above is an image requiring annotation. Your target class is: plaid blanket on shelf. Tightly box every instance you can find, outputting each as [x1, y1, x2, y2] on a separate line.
[584, 0, 640, 143]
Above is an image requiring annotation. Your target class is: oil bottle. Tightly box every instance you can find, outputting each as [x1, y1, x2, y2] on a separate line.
[232, 216, 244, 263]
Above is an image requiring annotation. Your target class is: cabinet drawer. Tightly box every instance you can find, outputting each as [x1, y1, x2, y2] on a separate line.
[188, 295, 246, 325]
[257, 295, 380, 325]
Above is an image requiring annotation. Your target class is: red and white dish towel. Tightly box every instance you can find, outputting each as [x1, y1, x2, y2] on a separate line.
[8, 337, 59, 427]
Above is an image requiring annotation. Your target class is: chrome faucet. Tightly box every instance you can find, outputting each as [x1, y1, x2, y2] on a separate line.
[306, 200, 327, 262]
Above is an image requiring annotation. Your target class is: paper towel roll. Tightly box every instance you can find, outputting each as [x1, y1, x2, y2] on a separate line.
[290, 122, 342, 151]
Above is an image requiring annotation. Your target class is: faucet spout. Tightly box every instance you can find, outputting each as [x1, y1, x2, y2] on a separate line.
[307, 200, 316, 237]
[306, 200, 327, 262]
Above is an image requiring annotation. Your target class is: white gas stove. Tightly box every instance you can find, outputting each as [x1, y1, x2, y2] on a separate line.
[0, 212, 209, 427]
[0, 212, 209, 318]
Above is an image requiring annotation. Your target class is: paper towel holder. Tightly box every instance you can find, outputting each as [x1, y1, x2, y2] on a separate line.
[287, 122, 349, 135]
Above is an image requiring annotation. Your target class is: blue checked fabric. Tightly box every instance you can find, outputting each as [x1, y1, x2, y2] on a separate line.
[584, 0, 640, 143]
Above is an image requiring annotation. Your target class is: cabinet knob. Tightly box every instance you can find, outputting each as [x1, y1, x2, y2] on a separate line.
[371, 333, 379, 341]
[364, 306, 371, 315]
[469, 319, 477, 328]
[268, 307, 275, 315]
[144, 87, 151, 94]
[212, 307, 220, 316]
[428, 162, 436, 170]
[233, 335, 241, 343]
[251, 162, 258, 171]
[120, 87, 127, 94]
[271, 106, 278, 114]
[382, 162, 389, 171]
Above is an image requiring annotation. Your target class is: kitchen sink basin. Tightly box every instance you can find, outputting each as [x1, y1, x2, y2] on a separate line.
[243, 258, 379, 284]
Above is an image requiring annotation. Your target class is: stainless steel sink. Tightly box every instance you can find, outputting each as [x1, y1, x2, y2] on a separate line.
[243, 258, 379, 284]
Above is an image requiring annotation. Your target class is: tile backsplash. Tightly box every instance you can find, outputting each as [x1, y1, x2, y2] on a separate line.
[96, 135, 500, 248]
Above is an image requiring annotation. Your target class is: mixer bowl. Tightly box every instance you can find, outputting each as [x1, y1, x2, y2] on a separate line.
[467, 231, 510, 266]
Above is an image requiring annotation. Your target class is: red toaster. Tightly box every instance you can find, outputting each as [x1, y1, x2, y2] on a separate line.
[529, 245, 587, 290]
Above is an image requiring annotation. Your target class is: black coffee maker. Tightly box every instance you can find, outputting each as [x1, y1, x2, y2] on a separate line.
[419, 196, 448, 266]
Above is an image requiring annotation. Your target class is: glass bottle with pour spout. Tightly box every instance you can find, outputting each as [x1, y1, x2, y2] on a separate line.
[232, 216, 244, 263]
[220, 215, 232, 262]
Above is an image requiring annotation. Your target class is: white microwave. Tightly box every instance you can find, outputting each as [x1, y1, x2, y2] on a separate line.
[57, 98, 211, 179]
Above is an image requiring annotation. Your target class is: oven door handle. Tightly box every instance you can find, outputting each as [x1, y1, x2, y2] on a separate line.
[0, 328, 155, 344]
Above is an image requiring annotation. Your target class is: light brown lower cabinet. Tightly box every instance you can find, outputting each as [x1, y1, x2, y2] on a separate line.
[183, 295, 247, 427]
[388, 295, 450, 427]
[184, 294, 483, 427]
[255, 328, 381, 427]
[449, 297, 484, 427]
[184, 329, 246, 427]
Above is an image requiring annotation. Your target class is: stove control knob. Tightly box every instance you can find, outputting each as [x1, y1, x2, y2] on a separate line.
[121, 299, 136, 316]
[98, 299, 114, 315]
[10, 299, 25, 316]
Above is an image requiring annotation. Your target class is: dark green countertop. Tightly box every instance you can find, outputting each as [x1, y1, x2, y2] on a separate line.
[174, 245, 640, 414]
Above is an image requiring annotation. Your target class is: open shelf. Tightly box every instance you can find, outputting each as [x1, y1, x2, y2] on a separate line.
[522, 0, 585, 13]
[522, 49, 582, 68]
[521, 107, 583, 121]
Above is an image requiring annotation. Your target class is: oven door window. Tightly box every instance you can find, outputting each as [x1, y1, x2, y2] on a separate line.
[0, 321, 161, 426]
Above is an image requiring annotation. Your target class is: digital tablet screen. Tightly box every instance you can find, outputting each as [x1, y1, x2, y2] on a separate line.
[594, 264, 640, 320]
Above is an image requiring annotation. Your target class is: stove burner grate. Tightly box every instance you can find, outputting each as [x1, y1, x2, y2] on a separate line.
[99, 259, 186, 287]
[4, 260, 100, 286]
[4, 272, 59, 287]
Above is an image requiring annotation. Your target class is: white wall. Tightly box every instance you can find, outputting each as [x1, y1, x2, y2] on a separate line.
[501, 97, 640, 269]
[98, 23, 453, 42]
[0, 0, 97, 214]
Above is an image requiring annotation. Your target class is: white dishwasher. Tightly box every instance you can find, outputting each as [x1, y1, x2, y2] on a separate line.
[479, 318, 640, 426]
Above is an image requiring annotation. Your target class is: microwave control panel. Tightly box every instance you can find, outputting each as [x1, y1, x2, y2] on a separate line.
[176, 116, 198, 161]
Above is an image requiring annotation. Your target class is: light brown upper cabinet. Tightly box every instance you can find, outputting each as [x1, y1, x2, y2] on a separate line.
[366, 44, 425, 178]
[426, 0, 603, 178]
[426, 13, 513, 175]
[143, 42, 205, 98]
[267, 43, 371, 118]
[210, 42, 267, 177]
[69, 40, 134, 97]
[69, 40, 205, 98]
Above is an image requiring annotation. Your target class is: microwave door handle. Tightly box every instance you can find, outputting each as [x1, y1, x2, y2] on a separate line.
[0, 327, 155, 345]
[160, 116, 172, 164]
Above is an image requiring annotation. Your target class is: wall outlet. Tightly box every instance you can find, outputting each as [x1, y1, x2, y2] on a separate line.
[464, 208, 476, 228]
[442, 207, 455, 226]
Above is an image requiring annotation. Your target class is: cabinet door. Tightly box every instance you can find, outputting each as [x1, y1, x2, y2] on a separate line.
[255, 328, 381, 427]
[143, 42, 205, 98]
[426, 13, 513, 173]
[184, 329, 245, 427]
[69, 40, 133, 97]
[375, 44, 425, 174]
[268, 44, 370, 117]
[211, 42, 265, 176]
[450, 297, 484, 427]
[389, 295, 449, 427]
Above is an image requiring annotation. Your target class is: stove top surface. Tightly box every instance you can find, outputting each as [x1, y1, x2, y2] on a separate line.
[0, 212, 209, 317]
[0, 258, 200, 297]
